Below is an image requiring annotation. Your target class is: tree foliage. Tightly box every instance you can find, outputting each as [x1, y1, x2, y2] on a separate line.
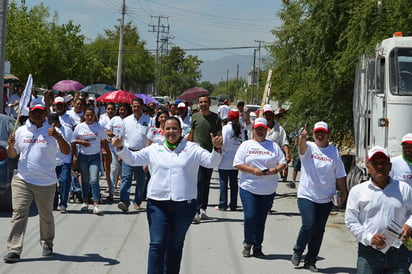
[270, 0, 412, 145]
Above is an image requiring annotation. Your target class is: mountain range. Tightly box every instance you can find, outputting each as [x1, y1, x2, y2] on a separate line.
[200, 54, 254, 84]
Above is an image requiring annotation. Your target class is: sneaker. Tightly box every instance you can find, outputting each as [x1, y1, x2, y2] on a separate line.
[214, 206, 226, 211]
[200, 209, 209, 220]
[80, 203, 89, 211]
[192, 213, 200, 224]
[286, 181, 296, 189]
[252, 247, 265, 258]
[118, 202, 129, 212]
[93, 205, 104, 215]
[303, 264, 319, 272]
[242, 244, 252, 258]
[3, 253, 20, 263]
[42, 246, 53, 256]
[291, 251, 302, 266]
[60, 205, 67, 214]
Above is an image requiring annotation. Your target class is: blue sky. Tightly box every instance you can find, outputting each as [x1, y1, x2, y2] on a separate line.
[24, 0, 283, 62]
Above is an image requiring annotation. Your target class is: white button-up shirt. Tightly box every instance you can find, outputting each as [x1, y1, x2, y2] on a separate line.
[121, 113, 151, 150]
[118, 140, 222, 201]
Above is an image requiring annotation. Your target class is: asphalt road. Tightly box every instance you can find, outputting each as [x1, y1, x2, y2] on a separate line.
[0, 167, 362, 274]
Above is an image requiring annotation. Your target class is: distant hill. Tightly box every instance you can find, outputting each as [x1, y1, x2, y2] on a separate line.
[200, 55, 254, 84]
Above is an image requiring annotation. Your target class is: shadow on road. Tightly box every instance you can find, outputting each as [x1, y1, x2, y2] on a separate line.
[18, 252, 120, 265]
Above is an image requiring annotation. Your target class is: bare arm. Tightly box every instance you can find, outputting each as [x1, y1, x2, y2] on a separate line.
[299, 124, 308, 155]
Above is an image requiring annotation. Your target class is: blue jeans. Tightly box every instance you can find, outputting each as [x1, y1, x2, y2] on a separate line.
[77, 153, 101, 202]
[120, 162, 145, 206]
[146, 198, 197, 274]
[197, 166, 213, 211]
[54, 163, 72, 208]
[218, 169, 238, 210]
[239, 188, 275, 248]
[294, 198, 333, 265]
[357, 243, 409, 273]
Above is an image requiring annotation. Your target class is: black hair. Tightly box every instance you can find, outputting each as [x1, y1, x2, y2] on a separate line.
[155, 108, 170, 128]
[165, 116, 182, 130]
[231, 119, 242, 138]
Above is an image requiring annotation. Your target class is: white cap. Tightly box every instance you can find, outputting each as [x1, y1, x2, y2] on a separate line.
[367, 146, 390, 162]
[177, 102, 186, 108]
[64, 94, 73, 103]
[401, 133, 412, 145]
[253, 117, 267, 128]
[53, 96, 65, 104]
[313, 121, 329, 132]
[29, 98, 45, 111]
[263, 104, 274, 113]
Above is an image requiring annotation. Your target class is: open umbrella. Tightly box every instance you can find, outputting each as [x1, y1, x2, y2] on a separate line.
[96, 90, 135, 104]
[52, 80, 84, 92]
[178, 87, 209, 100]
[81, 84, 117, 96]
[135, 94, 159, 105]
[3, 73, 20, 83]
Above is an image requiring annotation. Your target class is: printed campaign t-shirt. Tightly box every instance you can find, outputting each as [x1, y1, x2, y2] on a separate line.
[72, 122, 108, 155]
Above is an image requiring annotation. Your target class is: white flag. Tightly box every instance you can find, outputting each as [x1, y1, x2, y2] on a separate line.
[19, 74, 33, 116]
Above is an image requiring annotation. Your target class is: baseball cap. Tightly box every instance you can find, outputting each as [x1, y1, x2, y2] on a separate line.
[227, 110, 239, 121]
[367, 146, 390, 162]
[224, 99, 229, 104]
[401, 133, 412, 145]
[177, 102, 186, 108]
[313, 121, 329, 132]
[53, 96, 65, 104]
[64, 94, 73, 103]
[263, 104, 274, 113]
[253, 117, 267, 129]
[29, 98, 45, 111]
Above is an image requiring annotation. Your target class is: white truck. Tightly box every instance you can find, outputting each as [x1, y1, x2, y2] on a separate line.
[347, 32, 412, 189]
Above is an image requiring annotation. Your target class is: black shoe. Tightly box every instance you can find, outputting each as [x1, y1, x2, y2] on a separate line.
[3, 253, 20, 263]
[242, 244, 252, 258]
[252, 247, 265, 258]
[42, 247, 53, 256]
[291, 251, 302, 266]
[303, 264, 319, 272]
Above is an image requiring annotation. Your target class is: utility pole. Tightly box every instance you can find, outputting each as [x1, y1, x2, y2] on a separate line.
[235, 64, 239, 102]
[226, 69, 229, 97]
[0, 0, 7, 114]
[251, 49, 256, 104]
[255, 40, 264, 99]
[115, 0, 126, 90]
[149, 16, 169, 95]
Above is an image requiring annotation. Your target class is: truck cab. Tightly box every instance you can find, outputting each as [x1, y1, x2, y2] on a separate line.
[349, 32, 412, 189]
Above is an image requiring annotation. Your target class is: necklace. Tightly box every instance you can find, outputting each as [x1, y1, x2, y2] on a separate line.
[165, 137, 182, 150]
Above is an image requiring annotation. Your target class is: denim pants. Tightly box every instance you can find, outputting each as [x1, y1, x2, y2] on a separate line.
[357, 243, 409, 274]
[218, 169, 238, 210]
[8, 176, 55, 254]
[146, 198, 197, 274]
[120, 162, 145, 206]
[54, 163, 72, 208]
[294, 198, 333, 265]
[77, 153, 101, 202]
[197, 166, 213, 211]
[239, 188, 275, 248]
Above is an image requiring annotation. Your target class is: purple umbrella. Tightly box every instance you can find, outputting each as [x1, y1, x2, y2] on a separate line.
[178, 87, 209, 100]
[135, 94, 159, 105]
[52, 80, 84, 92]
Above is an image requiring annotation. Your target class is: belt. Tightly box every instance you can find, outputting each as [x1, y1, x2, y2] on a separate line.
[128, 147, 140, 152]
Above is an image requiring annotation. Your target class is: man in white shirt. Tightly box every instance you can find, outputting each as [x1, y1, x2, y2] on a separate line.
[53, 96, 76, 129]
[118, 97, 151, 212]
[345, 146, 412, 273]
[390, 133, 412, 186]
[218, 99, 230, 121]
[4, 98, 70, 263]
[6, 84, 24, 118]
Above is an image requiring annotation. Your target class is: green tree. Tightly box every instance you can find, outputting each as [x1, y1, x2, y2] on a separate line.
[159, 47, 202, 98]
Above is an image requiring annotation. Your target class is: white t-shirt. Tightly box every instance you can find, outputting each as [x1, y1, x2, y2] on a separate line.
[120, 113, 151, 151]
[8, 93, 20, 118]
[219, 122, 243, 170]
[56, 125, 73, 165]
[66, 109, 83, 126]
[176, 114, 191, 137]
[233, 139, 286, 195]
[110, 116, 124, 137]
[99, 113, 111, 130]
[13, 120, 58, 186]
[266, 121, 289, 148]
[218, 105, 231, 120]
[59, 113, 75, 129]
[390, 155, 412, 186]
[72, 122, 108, 155]
[298, 141, 346, 203]
[118, 140, 222, 201]
[345, 178, 412, 247]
